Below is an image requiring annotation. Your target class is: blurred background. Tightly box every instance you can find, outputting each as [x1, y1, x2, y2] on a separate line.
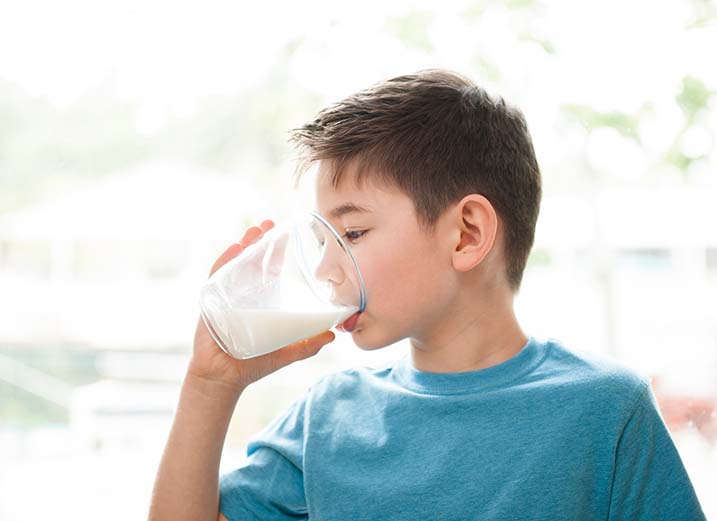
[1, 0, 716, 518]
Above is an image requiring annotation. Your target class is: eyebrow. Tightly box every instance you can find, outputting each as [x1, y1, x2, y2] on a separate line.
[329, 202, 373, 219]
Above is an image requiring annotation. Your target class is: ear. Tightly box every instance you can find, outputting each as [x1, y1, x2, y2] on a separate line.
[451, 194, 498, 272]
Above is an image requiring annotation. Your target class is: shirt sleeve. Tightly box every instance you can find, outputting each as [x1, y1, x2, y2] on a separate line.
[219, 392, 309, 521]
[607, 383, 707, 520]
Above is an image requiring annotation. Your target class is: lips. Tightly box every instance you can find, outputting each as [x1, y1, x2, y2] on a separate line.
[337, 311, 361, 332]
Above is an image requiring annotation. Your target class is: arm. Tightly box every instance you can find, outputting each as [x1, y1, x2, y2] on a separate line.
[148, 221, 335, 521]
[607, 383, 707, 520]
[148, 372, 243, 521]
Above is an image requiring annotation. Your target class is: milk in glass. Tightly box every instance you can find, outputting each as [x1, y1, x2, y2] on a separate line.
[212, 305, 358, 359]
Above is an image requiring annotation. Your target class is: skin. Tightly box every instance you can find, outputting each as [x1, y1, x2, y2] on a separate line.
[149, 222, 336, 521]
[313, 158, 528, 373]
[149, 157, 529, 521]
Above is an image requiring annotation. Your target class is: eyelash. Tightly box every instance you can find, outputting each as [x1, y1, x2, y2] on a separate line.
[342, 229, 367, 244]
[318, 230, 367, 248]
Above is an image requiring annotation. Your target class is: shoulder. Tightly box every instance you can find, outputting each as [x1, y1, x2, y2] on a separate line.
[541, 337, 649, 390]
[538, 337, 651, 416]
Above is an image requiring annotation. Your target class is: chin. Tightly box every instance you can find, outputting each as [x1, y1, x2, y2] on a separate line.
[350, 327, 403, 351]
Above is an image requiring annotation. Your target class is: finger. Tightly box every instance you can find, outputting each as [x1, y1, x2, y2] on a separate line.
[208, 223, 270, 277]
[259, 219, 275, 233]
[209, 243, 243, 277]
[240, 226, 263, 247]
[282, 330, 336, 365]
[238, 330, 335, 383]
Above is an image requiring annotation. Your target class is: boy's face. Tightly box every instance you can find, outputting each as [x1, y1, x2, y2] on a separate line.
[312, 160, 460, 351]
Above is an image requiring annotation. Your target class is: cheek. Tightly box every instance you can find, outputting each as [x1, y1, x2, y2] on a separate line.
[359, 243, 441, 316]
[355, 256, 392, 307]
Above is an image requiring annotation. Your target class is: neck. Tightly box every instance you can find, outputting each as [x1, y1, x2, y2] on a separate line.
[409, 285, 528, 374]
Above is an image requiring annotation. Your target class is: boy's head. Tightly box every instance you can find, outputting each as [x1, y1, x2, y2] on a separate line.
[289, 69, 541, 350]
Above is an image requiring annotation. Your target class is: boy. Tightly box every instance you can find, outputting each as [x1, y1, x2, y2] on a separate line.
[149, 69, 706, 520]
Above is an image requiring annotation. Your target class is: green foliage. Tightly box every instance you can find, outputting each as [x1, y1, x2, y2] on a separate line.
[686, 0, 717, 28]
[664, 76, 714, 172]
[155, 72, 324, 175]
[0, 79, 152, 213]
[0, 63, 324, 213]
[1, 7, 713, 214]
[560, 105, 641, 142]
[504, 0, 539, 9]
[559, 75, 714, 177]
[676, 76, 712, 123]
[519, 33, 556, 54]
[385, 11, 434, 52]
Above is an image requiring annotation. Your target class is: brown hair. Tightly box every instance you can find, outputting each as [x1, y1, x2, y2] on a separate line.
[288, 69, 542, 292]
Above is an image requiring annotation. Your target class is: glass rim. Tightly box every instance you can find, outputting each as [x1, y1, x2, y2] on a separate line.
[300, 211, 367, 313]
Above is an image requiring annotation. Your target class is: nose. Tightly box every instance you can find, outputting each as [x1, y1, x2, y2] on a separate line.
[313, 235, 348, 297]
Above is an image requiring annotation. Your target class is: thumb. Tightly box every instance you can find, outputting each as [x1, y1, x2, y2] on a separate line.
[281, 330, 336, 365]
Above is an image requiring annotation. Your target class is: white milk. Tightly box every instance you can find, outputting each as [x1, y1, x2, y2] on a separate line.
[214, 306, 358, 359]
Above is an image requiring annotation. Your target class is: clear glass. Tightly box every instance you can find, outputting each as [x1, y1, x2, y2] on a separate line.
[198, 212, 367, 359]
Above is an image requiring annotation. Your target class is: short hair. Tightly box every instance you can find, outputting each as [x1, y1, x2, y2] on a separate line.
[289, 69, 542, 292]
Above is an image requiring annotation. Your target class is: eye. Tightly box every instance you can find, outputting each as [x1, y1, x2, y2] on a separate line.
[342, 229, 367, 244]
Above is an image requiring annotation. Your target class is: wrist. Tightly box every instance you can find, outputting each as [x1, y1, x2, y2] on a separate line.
[183, 368, 246, 404]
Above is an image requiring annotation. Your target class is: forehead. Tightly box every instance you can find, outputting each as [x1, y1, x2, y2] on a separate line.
[312, 160, 407, 215]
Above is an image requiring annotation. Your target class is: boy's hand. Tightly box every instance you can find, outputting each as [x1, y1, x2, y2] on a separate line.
[188, 219, 336, 393]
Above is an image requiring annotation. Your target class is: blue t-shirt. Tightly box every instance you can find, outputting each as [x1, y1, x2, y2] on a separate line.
[219, 336, 706, 520]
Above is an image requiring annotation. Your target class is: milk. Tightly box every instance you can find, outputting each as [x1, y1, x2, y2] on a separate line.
[212, 306, 358, 359]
